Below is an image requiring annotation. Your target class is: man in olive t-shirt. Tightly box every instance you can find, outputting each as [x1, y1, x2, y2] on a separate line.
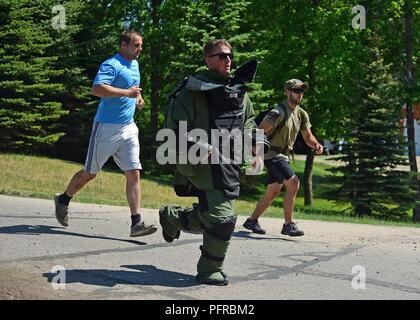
[243, 79, 323, 236]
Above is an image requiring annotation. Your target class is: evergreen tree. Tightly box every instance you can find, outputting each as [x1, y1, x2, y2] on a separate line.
[0, 0, 130, 159]
[327, 43, 417, 220]
[0, 0, 69, 153]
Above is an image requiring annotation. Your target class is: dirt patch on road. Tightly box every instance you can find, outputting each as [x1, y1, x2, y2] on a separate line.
[0, 263, 88, 300]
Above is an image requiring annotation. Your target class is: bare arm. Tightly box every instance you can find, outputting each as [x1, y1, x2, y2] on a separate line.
[301, 127, 323, 154]
[91, 84, 141, 98]
[258, 107, 284, 134]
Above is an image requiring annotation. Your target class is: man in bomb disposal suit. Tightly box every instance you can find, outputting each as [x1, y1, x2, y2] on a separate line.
[159, 39, 268, 285]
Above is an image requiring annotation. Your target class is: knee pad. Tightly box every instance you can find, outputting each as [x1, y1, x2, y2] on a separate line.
[205, 216, 237, 241]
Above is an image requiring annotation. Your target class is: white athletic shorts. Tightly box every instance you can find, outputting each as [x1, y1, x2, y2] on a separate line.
[84, 121, 142, 174]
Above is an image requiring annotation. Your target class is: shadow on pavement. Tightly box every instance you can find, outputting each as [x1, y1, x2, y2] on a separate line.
[0, 224, 146, 245]
[43, 264, 199, 288]
[233, 230, 297, 242]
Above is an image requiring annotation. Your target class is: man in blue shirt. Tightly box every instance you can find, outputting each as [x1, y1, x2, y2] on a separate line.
[54, 30, 157, 237]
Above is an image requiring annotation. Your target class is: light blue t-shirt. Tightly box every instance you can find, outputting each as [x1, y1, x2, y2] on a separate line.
[93, 53, 141, 124]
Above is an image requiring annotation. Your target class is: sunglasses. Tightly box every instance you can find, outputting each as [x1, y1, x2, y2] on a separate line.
[209, 52, 234, 60]
[291, 88, 305, 94]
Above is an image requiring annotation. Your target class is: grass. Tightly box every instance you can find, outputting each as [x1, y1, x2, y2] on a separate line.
[0, 152, 418, 228]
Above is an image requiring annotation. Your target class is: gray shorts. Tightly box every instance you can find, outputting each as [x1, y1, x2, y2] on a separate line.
[84, 122, 142, 174]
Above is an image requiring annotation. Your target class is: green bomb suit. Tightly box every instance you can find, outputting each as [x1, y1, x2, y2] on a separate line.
[160, 60, 268, 285]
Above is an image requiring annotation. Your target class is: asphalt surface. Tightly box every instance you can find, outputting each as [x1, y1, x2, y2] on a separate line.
[0, 195, 419, 300]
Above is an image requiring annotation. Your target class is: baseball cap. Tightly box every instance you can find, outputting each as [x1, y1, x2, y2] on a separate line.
[285, 79, 308, 90]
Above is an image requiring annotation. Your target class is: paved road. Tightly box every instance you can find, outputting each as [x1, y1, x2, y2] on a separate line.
[0, 195, 419, 300]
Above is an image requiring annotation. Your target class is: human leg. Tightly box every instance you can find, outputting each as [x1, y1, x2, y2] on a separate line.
[112, 123, 155, 236]
[281, 175, 304, 236]
[54, 170, 96, 227]
[196, 190, 235, 286]
[54, 122, 111, 226]
[159, 203, 203, 242]
[282, 175, 300, 224]
[124, 169, 141, 215]
[243, 183, 282, 234]
[159, 188, 235, 285]
[250, 183, 282, 220]
[244, 157, 291, 234]
[124, 169, 157, 237]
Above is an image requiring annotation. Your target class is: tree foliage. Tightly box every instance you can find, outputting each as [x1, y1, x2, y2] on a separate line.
[326, 38, 418, 220]
[0, 0, 69, 152]
[0, 0, 418, 220]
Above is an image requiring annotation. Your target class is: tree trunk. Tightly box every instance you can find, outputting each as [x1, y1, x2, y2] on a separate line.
[150, 0, 162, 160]
[304, 52, 316, 206]
[304, 149, 315, 205]
[403, 0, 420, 222]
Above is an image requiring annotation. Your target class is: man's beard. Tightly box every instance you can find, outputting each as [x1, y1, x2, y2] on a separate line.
[291, 96, 300, 104]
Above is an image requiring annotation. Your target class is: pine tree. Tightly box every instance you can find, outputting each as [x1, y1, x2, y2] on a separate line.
[327, 43, 417, 220]
[0, 0, 69, 153]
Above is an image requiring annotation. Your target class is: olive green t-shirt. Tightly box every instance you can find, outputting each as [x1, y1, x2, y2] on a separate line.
[263, 100, 311, 160]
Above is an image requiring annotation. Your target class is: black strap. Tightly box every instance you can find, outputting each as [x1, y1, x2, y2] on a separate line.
[199, 245, 225, 262]
[197, 190, 209, 213]
[168, 78, 188, 102]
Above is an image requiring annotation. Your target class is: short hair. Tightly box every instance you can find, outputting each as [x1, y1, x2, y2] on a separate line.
[203, 39, 232, 57]
[119, 30, 142, 47]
